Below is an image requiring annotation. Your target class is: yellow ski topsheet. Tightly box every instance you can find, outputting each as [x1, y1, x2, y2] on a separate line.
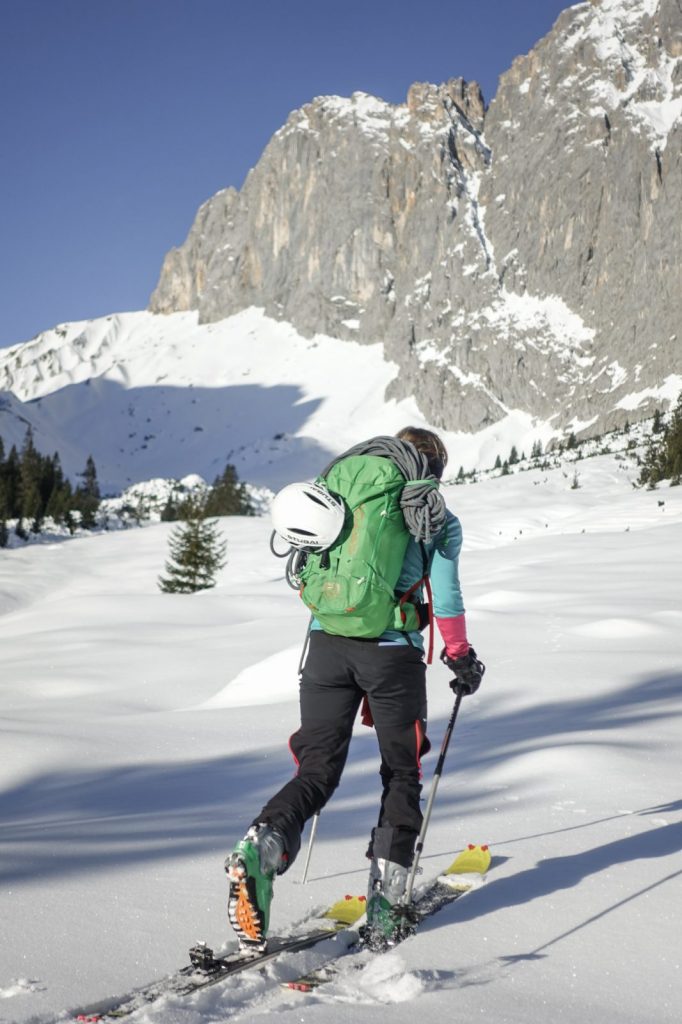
[323, 895, 367, 926]
[322, 846, 490, 924]
[442, 843, 491, 876]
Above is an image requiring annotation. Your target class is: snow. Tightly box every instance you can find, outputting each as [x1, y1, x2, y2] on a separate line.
[0, 308, 426, 493]
[615, 373, 682, 411]
[440, 287, 597, 392]
[0, 303, 611, 483]
[1, 446, 681, 1024]
[282, 92, 407, 145]
[635, 92, 682, 144]
[564, 0, 682, 151]
[482, 289, 595, 349]
[602, 360, 628, 390]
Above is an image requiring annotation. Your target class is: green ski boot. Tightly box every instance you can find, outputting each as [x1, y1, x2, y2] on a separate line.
[226, 823, 285, 952]
[361, 857, 414, 950]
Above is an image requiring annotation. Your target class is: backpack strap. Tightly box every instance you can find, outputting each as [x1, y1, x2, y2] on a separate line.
[397, 541, 434, 664]
[419, 540, 435, 665]
[423, 573, 434, 665]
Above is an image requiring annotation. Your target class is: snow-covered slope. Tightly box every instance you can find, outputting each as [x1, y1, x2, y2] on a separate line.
[0, 307, 571, 494]
[1, 452, 680, 1024]
[0, 308, 406, 493]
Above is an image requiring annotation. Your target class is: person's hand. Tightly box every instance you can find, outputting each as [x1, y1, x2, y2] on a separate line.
[440, 646, 485, 695]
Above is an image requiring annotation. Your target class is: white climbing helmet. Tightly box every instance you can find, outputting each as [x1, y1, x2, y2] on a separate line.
[271, 481, 346, 550]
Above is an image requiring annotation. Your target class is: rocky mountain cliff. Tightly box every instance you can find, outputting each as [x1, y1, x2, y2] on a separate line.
[150, 0, 682, 438]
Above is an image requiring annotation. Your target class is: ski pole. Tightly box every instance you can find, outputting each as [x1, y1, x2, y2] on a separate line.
[297, 617, 313, 678]
[296, 621, 317, 883]
[403, 686, 465, 906]
[300, 811, 320, 884]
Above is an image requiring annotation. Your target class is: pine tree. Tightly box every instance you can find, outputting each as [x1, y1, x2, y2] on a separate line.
[0, 519, 8, 548]
[3, 445, 21, 518]
[203, 463, 253, 517]
[19, 428, 42, 529]
[81, 455, 100, 499]
[493, 454, 502, 470]
[72, 454, 101, 529]
[158, 502, 227, 593]
[509, 445, 519, 465]
[0, 439, 10, 523]
[45, 455, 71, 523]
[638, 395, 682, 488]
[160, 495, 180, 522]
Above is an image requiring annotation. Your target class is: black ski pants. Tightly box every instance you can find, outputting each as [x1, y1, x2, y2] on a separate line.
[254, 631, 430, 870]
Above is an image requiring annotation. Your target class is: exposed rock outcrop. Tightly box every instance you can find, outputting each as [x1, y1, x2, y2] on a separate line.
[150, 0, 682, 437]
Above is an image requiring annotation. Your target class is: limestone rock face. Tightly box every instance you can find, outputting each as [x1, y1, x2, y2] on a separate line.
[150, 0, 682, 437]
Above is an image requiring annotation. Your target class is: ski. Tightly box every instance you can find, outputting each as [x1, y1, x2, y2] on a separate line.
[69, 847, 489, 1018]
[70, 895, 367, 1022]
[283, 844, 491, 993]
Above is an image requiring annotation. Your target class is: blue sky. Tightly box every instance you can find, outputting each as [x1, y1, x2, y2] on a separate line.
[0, 0, 572, 348]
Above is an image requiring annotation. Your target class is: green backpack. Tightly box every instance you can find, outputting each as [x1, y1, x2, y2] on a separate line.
[298, 454, 433, 638]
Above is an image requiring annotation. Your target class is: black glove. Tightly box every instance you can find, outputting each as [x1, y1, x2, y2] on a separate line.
[440, 646, 485, 695]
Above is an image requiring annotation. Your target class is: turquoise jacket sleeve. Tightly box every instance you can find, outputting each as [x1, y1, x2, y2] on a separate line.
[430, 511, 465, 618]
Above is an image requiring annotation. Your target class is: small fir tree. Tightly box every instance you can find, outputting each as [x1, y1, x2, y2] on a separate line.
[72, 455, 101, 529]
[19, 428, 42, 526]
[158, 502, 227, 594]
[0, 469, 10, 524]
[45, 456, 72, 523]
[7, 440, 19, 520]
[160, 495, 180, 522]
[638, 395, 682, 488]
[203, 463, 253, 517]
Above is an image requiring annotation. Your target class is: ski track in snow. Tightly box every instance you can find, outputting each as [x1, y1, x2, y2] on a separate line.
[0, 453, 681, 1024]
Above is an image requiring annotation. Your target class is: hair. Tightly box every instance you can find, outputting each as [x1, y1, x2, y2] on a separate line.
[396, 426, 448, 480]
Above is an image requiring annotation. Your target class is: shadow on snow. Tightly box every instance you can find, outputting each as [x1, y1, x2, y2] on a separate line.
[1, 671, 680, 895]
[2, 377, 333, 492]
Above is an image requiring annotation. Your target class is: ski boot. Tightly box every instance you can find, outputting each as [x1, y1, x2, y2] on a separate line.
[360, 857, 416, 951]
[225, 823, 285, 952]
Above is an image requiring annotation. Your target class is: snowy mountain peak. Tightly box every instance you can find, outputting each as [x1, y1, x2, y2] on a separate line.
[146, 0, 680, 442]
